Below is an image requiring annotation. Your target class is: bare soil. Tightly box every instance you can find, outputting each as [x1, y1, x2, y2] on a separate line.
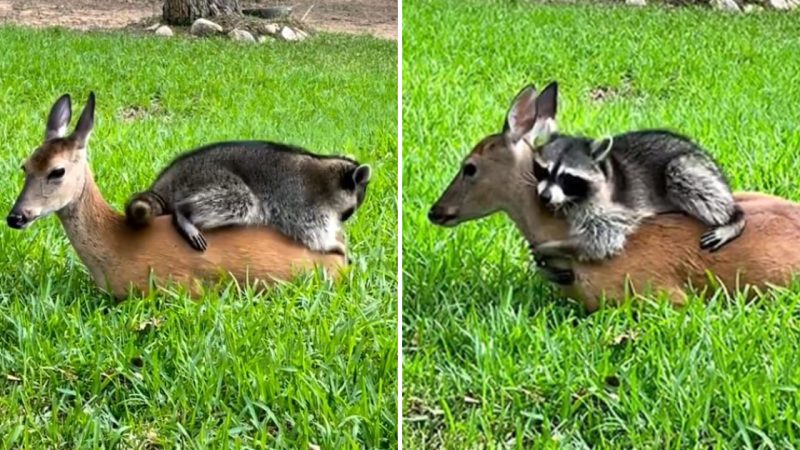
[0, 0, 397, 39]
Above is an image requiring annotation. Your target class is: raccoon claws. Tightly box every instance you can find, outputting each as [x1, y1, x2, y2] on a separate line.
[699, 229, 726, 252]
[173, 212, 208, 252]
[187, 232, 208, 252]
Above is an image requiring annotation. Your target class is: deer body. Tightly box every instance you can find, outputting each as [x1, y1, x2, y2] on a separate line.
[8, 93, 345, 299]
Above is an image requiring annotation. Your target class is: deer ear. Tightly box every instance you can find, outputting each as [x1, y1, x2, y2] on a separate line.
[503, 85, 538, 141]
[590, 137, 613, 162]
[45, 94, 72, 141]
[528, 81, 559, 146]
[73, 92, 95, 149]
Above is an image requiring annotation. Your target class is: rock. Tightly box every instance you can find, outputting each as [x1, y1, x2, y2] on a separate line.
[711, 0, 741, 11]
[145, 23, 160, 31]
[296, 29, 309, 41]
[155, 25, 174, 37]
[743, 4, 764, 12]
[264, 23, 280, 36]
[626, 0, 647, 6]
[279, 26, 299, 41]
[769, 0, 799, 9]
[191, 18, 223, 36]
[228, 28, 256, 43]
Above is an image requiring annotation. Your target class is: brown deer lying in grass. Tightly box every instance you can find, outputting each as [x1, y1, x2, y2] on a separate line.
[428, 85, 800, 311]
[6, 93, 346, 299]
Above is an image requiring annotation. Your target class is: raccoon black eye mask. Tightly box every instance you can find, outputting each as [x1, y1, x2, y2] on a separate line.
[530, 130, 746, 262]
[124, 140, 371, 255]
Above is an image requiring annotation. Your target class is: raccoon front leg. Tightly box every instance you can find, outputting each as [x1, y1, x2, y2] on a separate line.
[172, 181, 261, 252]
[535, 214, 632, 262]
[534, 239, 582, 260]
[665, 154, 746, 252]
[173, 208, 208, 251]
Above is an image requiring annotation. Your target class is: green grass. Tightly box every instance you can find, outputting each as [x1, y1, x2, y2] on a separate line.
[0, 27, 397, 448]
[403, 1, 800, 448]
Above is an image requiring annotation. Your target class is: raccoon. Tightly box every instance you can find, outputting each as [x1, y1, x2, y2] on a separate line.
[125, 141, 371, 254]
[529, 130, 745, 262]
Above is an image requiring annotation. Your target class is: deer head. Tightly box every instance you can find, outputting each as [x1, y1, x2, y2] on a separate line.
[428, 82, 558, 226]
[7, 92, 95, 229]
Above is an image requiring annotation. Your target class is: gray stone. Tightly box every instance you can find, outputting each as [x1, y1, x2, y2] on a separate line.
[228, 28, 256, 43]
[712, 0, 741, 11]
[769, 0, 799, 9]
[155, 25, 174, 37]
[191, 18, 223, 36]
[264, 23, 280, 36]
[295, 29, 309, 40]
[626, 0, 647, 6]
[279, 26, 299, 41]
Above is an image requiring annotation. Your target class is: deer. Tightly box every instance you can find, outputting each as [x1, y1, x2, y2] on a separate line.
[428, 84, 800, 312]
[6, 93, 346, 299]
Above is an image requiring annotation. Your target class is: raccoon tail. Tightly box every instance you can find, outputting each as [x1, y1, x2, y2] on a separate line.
[125, 191, 166, 226]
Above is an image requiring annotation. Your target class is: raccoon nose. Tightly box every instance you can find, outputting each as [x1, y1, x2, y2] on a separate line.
[539, 190, 552, 205]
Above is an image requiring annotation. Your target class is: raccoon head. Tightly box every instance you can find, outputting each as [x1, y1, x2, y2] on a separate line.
[531, 135, 613, 209]
[335, 162, 371, 222]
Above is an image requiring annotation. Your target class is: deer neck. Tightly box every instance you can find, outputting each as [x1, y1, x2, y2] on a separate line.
[502, 150, 567, 245]
[56, 168, 122, 286]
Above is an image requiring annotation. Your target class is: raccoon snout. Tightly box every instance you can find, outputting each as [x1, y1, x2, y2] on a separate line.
[539, 185, 566, 208]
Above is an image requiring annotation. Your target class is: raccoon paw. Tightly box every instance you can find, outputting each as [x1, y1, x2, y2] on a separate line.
[187, 232, 208, 252]
[700, 227, 736, 252]
[539, 266, 576, 286]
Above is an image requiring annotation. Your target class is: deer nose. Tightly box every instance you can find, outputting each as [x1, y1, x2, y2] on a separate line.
[6, 212, 26, 229]
[428, 206, 458, 225]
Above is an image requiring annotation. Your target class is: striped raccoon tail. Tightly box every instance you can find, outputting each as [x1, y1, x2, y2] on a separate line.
[124, 191, 165, 226]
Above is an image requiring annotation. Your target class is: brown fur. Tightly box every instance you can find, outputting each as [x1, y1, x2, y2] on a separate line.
[430, 131, 800, 312]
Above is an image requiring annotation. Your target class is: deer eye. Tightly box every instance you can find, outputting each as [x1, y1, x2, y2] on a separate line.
[532, 161, 549, 180]
[463, 163, 477, 177]
[47, 168, 65, 180]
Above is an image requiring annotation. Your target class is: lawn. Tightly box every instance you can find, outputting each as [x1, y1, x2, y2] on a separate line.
[402, 1, 800, 448]
[0, 26, 397, 448]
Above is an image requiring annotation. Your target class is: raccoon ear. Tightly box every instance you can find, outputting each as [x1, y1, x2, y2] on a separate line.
[590, 137, 613, 162]
[352, 164, 371, 186]
[503, 84, 538, 141]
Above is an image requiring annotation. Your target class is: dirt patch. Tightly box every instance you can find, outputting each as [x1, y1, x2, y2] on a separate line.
[0, 0, 396, 40]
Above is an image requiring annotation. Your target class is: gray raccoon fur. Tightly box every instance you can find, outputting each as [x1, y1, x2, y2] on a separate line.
[531, 130, 745, 262]
[125, 141, 371, 254]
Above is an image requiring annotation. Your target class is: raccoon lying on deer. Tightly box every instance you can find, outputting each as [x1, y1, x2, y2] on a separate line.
[521, 82, 745, 262]
[125, 142, 371, 254]
[428, 83, 800, 310]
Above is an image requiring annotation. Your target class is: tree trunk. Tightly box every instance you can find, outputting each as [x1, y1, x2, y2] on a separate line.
[163, 0, 241, 25]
